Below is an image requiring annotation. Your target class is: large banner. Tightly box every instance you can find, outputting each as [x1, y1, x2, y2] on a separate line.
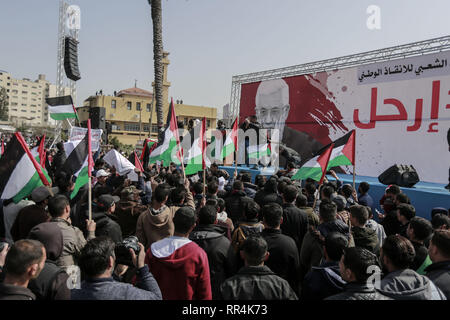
[239, 52, 450, 184]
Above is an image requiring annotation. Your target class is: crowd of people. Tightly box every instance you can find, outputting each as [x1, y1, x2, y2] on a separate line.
[0, 136, 449, 301]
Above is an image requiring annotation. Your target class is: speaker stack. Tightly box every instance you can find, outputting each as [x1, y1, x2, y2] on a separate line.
[64, 36, 81, 81]
[378, 164, 420, 188]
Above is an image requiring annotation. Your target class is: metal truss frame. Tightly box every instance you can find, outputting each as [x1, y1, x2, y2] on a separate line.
[228, 35, 450, 127]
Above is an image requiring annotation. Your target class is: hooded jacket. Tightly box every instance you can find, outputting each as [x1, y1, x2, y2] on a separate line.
[145, 236, 212, 300]
[10, 204, 50, 242]
[302, 261, 346, 300]
[326, 282, 392, 300]
[90, 210, 122, 244]
[379, 269, 447, 300]
[189, 224, 237, 299]
[114, 200, 148, 237]
[351, 226, 380, 255]
[28, 222, 70, 300]
[225, 190, 252, 225]
[219, 265, 298, 300]
[136, 191, 194, 249]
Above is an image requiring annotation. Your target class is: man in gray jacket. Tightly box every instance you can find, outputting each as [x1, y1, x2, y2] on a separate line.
[71, 237, 161, 300]
[379, 235, 446, 300]
[425, 230, 450, 299]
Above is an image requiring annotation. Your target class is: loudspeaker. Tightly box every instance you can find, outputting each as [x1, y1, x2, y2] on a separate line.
[64, 37, 81, 81]
[89, 107, 106, 130]
[378, 164, 420, 188]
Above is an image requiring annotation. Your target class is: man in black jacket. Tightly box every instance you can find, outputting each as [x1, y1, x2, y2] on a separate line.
[326, 247, 391, 300]
[281, 185, 309, 258]
[225, 181, 251, 226]
[261, 203, 300, 294]
[349, 205, 379, 255]
[302, 232, 348, 300]
[90, 194, 122, 244]
[254, 176, 282, 207]
[219, 235, 298, 300]
[406, 217, 433, 272]
[426, 230, 450, 299]
[189, 205, 237, 299]
[51, 142, 67, 182]
[0, 240, 46, 300]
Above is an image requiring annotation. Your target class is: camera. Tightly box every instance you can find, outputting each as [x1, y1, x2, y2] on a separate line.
[114, 236, 141, 266]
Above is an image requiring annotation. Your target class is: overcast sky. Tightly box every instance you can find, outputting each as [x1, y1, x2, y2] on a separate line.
[1, 0, 450, 118]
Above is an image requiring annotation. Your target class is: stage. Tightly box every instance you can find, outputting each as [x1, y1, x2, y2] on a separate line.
[219, 166, 450, 221]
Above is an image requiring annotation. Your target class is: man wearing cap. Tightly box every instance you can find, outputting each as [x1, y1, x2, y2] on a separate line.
[93, 169, 113, 195]
[115, 186, 148, 238]
[10, 186, 53, 242]
[91, 194, 122, 244]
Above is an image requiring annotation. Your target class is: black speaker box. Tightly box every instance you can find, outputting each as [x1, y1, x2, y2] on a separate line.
[64, 37, 81, 81]
[378, 164, 420, 188]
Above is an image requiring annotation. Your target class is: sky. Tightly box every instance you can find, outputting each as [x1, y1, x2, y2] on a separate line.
[1, 0, 450, 118]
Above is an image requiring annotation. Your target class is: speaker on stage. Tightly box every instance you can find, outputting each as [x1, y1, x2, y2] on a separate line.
[64, 36, 81, 81]
[378, 164, 420, 188]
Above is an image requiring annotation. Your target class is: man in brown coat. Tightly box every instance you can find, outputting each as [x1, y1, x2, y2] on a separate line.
[114, 186, 148, 237]
[136, 179, 195, 249]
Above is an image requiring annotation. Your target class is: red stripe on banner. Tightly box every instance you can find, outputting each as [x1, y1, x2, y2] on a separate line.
[318, 143, 334, 185]
[15, 132, 50, 186]
[134, 151, 144, 172]
[38, 134, 46, 168]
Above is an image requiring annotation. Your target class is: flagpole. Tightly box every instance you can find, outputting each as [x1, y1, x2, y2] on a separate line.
[353, 164, 356, 191]
[203, 168, 206, 196]
[87, 119, 93, 222]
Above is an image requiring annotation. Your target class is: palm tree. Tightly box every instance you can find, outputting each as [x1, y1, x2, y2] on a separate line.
[148, 0, 164, 142]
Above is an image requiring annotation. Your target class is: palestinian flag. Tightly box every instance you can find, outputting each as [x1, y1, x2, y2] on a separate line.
[148, 99, 182, 166]
[46, 96, 78, 121]
[221, 117, 238, 160]
[140, 138, 157, 168]
[315, 130, 355, 169]
[185, 118, 206, 175]
[248, 143, 271, 160]
[129, 151, 144, 172]
[0, 133, 51, 203]
[37, 135, 46, 168]
[291, 143, 334, 183]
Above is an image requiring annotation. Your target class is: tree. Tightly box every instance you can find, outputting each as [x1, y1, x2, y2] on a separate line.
[0, 86, 9, 121]
[148, 0, 164, 142]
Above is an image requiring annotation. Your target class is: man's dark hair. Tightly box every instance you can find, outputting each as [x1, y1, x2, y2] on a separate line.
[277, 181, 288, 195]
[321, 186, 334, 199]
[359, 182, 370, 194]
[198, 205, 217, 225]
[432, 214, 450, 230]
[56, 142, 64, 151]
[305, 183, 316, 196]
[241, 235, 267, 266]
[94, 158, 105, 169]
[396, 193, 410, 204]
[409, 217, 433, 242]
[349, 205, 369, 226]
[173, 207, 197, 234]
[94, 185, 111, 200]
[341, 184, 354, 198]
[240, 172, 251, 183]
[296, 193, 308, 207]
[170, 186, 186, 205]
[282, 185, 298, 203]
[382, 235, 415, 270]
[4, 240, 45, 277]
[264, 176, 278, 193]
[78, 237, 115, 278]
[207, 181, 219, 195]
[325, 232, 349, 261]
[255, 175, 266, 189]
[386, 185, 401, 195]
[397, 203, 416, 221]
[154, 184, 171, 203]
[211, 163, 218, 169]
[262, 203, 283, 228]
[217, 198, 225, 212]
[193, 182, 204, 195]
[48, 195, 70, 218]
[233, 180, 244, 191]
[242, 199, 260, 220]
[342, 247, 380, 282]
[431, 230, 450, 259]
[319, 200, 337, 223]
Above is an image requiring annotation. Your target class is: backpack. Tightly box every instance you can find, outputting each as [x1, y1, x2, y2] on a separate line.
[231, 224, 263, 253]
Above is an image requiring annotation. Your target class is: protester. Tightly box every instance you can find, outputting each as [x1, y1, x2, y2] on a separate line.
[189, 205, 236, 299]
[71, 237, 162, 300]
[144, 206, 212, 300]
[326, 247, 391, 300]
[302, 232, 348, 300]
[231, 199, 264, 254]
[349, 205, 380, 255]
[254, 176, 282, 208]
[432, 214, 450, 231]
[115, 186, 148, 238]
[91, 194, 122, 244]
[425, 230, 450, 299]
[407, 217, 433, 274]
[357, 182, 374, 208]
[27, 222, 70, 300]
[0, 240, 46, 300]
[219, 235, 298, 300]
[11, 186, 52, 241]
[48, 195, 96, 270]
[365, 206, 387, 247]
[397, 203, 416, 238]
[378, 235, 446, 300]
[225, 180, 252, 226]
[3, 198, 34, 242]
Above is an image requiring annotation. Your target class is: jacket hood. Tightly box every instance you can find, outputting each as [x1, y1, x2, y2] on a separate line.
[28, 222, 63, 261]
[312, 261, 346, 290]
[117, 201, 142, 216]
[190, 224, 226, 241]
[144, 207, 170, 227]
[150, 236, 197, 269]
[352, 226, 379, 252]
[318, 219, 350, 238]
[379, 269, 445, 300]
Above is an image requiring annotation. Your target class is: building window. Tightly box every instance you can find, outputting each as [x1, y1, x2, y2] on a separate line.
[22, 91, 28, 94]
[112, 124, 120, 131]
[146, 104, 151, 112]
[207, 120, 211, 128]
[124, 122, 140, 132]
[136, 102, 141, 111]
[111, 100, 116, 109]
[127, 102, 132, 110]
[151, 124, 158, 133]
[143, 124, 150, 132]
